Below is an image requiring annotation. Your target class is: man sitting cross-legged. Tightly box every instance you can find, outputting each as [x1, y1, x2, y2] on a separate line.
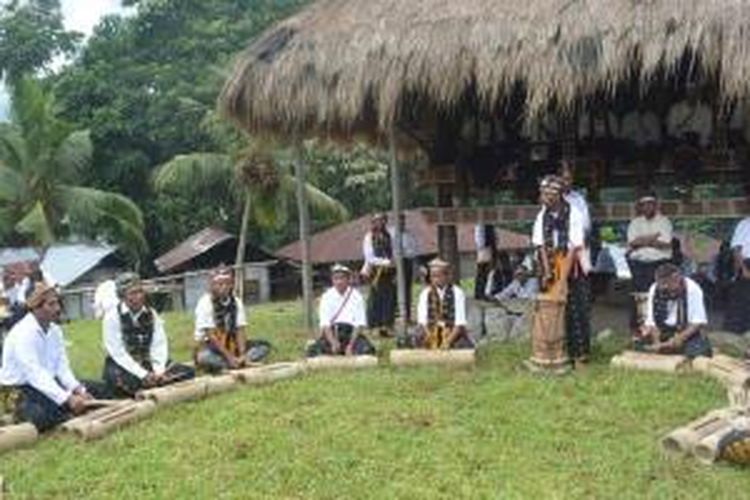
[307, 264, 376, 357]
[635, 263, 713, 358]
[400, 258, 475, 349]
[0, 284, 105, 432]
[102, 273, 195, 398]
[194, 266, 271, 372]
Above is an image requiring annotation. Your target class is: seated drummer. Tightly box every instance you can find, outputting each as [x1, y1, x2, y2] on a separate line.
[635, 263, 712, 358]
[407, 258, 474, 349]
[306, 264, 376, 357]
[102, 273, 195, 397]
[194, 265, 271, 372]
[0, 284, 103, 432]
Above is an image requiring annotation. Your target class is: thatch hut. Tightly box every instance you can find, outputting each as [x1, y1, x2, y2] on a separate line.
[219, 0, 750, 326]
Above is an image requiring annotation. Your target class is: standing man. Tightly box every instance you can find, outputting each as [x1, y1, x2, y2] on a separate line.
[403, 258, 474, 349]
[362, 213, 396, 336]
[0, 284, 100, 432]
[194, 266, 272, 372]
[307, 264, 375, 357]
[102, 273, 195, 397]
[389, 213, 418, 323]
[635, 263, 712, 358]
[725, 216, 750, 333]
[474, 224, 497, 299]
[531, 175, 589, 366]
[626, 193, 673, 327]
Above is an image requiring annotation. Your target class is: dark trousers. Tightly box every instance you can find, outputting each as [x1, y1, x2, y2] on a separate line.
[400, 258, 414, 322]
[475, 262, 492, 300]
[367, 269, 396, 329]
[566, 275, 592, 360]
[306, 324, 376, 357]
[103, 357, 196, 398]
[724, 278, 750, 334]
[15, 381, 106, 433]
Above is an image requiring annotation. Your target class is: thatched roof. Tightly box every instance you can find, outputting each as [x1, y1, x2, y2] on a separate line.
[220, 0, 750, 136]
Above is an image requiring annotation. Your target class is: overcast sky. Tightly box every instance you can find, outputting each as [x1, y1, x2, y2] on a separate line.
[0, 0, 131, 120]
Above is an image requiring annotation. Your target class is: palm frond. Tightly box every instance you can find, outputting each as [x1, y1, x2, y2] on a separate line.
[15, 200, 54, 245]
[279, 174, 349, 221]
[0, 123, 29, 172]
[0, 163, 27, 203]
[152, 152, 235, 192]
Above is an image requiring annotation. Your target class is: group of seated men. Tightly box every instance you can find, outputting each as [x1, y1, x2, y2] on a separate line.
[0, 258, 474, 433]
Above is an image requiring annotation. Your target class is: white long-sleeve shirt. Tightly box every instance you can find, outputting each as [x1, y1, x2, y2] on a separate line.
[103, 302, 168, 379]
[731, 217, 750, 259]
[0, 313, 82, 405]
[564, 190, 591, 235]
[193, 294, 247, 342]
[318, 286, 367, 328]
[362, 231, 392, 267]
[491, 278, 540, 301]
[645, 278, 707, 329]
[417, 285, 467, 327]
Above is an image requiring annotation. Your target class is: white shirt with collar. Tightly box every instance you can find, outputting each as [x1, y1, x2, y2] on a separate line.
[362, 231, 392, 267]
[0, 313, 82, 405]
[731, 217, 750, 259]
[417, 284, 467, 327]
[318, 286, 367, 328]
[645, 278, 707, 328]
[193, 293, 247, 342]
[627, 214, 673, 262]
[103, 302, 168, 379]
[8, 277, 30, 306]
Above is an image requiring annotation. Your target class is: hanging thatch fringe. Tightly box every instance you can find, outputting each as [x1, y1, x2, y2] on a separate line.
[219, 0, 750, 136]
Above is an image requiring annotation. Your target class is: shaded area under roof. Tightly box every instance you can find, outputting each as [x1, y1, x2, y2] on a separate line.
[275, 209, 530, 264]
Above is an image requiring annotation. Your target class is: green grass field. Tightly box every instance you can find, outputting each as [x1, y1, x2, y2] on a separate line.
[1, 301, 748, 498]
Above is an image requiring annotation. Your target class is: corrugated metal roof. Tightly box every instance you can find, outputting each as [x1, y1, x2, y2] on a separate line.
[0, 247, 40, 267]
[275, 209, 531, 264]
[41, 243, 117, 287]
[154, 227, 235, 273]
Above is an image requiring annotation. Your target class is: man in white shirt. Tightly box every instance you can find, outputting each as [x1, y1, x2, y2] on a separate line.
[532, 175, 591, 364]
[194, 266, 272, 372]
[490, 266, 540, 302]
[724, 217, 750, 334]
[401, 258, 473, 349]
[0, 284, 101, 432]
[307, 264, 375, 357]
[362, 213, 396, 336]
[626, 193, 674, 293]
[635, 263, 712, 358]
[102, 273, 194, 397]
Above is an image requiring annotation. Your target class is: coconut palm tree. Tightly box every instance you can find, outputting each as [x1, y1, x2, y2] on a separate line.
[0, 77, 146, 257]
[153, 142, 348, 299]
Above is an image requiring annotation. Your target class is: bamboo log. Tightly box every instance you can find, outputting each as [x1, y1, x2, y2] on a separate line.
[661, 408, 737, 455]
[136, 377, 209, 406]
[77, 400, 157, 441]
[60, 400, 135, 434]
[0, 423, 38, 453]
[692, 415, 750, 465]
[305, 355, 379, 371]
[232, 362, 305, 385]
[205, 374, 240, 396]
[727, 385, 750, 408]
[610, 351, 690, 373]
[693, 354, 750, 388]
[389, 349, 476, 367]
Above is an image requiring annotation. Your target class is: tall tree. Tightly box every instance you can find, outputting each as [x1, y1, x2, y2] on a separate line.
[0, 0, 80, 83]
[0, 77, 145, 258]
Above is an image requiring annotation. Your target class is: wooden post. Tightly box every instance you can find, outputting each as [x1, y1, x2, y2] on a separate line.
[294, 140, 315, 331]
[437, 184, 460, 276]
[389, 129, 407, 336]
[234, 193, 251, 300]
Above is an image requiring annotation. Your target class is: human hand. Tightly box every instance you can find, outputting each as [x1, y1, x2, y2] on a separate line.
[66, 394, 87, 415]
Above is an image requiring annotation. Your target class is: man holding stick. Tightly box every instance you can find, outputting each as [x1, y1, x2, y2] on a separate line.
[102, 273, 194, 397]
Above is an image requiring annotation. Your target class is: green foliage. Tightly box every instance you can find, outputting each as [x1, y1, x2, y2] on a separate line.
[0, 303, 746, 497]
[0, 0, 80, 83]
[0, 77, 145, 258]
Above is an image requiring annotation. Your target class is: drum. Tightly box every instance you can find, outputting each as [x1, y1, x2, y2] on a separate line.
[526, 298, 569, 373]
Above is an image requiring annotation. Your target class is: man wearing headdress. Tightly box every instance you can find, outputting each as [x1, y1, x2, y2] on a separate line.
[362, 213, 396, 336]
[307, 264, 375, 357]
[531, 175, 589, 365]
[194, 265, 271, 372]
[402, 258, 473, 349]
[0, 284, 102, 431]
[102, 273, 195, 398]
[635, 263, 712, 358]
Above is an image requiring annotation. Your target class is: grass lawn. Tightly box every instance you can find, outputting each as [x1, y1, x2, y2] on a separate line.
[1, 300, 748, 498]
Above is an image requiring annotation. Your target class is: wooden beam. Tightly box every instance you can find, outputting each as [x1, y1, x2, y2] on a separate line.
[293, 141, 314, 332]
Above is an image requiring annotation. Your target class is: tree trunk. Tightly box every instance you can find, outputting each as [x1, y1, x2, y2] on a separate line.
[389, 129, 407, 336]
[294, 143, 314, 332]
[234, 193, 251, 300]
